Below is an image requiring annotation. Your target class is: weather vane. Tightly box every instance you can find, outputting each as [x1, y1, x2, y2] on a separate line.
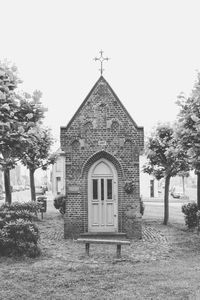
[94, 50, 109, 75]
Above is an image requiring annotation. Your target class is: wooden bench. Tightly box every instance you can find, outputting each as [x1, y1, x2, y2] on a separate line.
[76, 238, 131, 258]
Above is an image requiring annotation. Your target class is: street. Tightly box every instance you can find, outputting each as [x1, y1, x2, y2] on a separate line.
[0, 190, 187, 224]
[11, 189, 32, 202]
[143, 187, 198, 224]
[0, 190, 31, 203]
[143, 201, 185, 224]
[0, 190, 55, 210]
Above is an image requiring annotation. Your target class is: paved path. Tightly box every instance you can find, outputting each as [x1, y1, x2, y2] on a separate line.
[38, 210, 170, 263]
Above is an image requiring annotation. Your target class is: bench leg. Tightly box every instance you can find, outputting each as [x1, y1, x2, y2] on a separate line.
[116, 244, 121, 258]
[85, 243, 90, 256]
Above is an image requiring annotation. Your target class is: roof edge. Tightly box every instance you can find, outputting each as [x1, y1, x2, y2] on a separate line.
[61, 76, 104, 131]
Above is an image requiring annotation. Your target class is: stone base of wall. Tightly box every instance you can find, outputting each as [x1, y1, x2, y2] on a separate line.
[64, 216, 82, 239]
[64, 217, 142, 239]
[123, 208, 142, 239]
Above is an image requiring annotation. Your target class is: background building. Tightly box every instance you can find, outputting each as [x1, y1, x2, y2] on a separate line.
[51, 149, 65, 197]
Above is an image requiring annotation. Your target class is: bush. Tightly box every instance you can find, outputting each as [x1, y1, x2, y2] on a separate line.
[0, 201, 40, 214]
[182, 201, 198, 228]
[140, 198, 145, 216]
[0, 201, 40, 257]
[0, 210, 37, 227]
[54, 195, 66, 215]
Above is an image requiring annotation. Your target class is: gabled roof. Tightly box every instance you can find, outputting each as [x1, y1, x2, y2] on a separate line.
[61, 76, 143, 131]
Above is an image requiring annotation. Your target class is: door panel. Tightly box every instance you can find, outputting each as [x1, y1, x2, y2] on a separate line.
[91, 203, 100, 226]
[101, 202, 105, 225]
[106, 203, 114, 226]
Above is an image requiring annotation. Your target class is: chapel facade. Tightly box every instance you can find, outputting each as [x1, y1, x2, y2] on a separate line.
[60, 76, 144, 239]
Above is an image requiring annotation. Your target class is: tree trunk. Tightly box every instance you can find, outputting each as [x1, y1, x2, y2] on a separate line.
[197, 172, 200, 209]
[29, 168, 36, 201]
[163, 175, 171, 225]
[4, 168, 12, 204]
[182, 175, 185, 195]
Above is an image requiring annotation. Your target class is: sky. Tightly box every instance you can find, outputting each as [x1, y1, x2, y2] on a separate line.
[1, 0, 200, 150]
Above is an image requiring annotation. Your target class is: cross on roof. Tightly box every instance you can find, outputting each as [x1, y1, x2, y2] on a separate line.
[94, 50, 109, 75]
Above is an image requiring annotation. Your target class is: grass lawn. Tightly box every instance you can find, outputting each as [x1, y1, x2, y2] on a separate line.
[1, 201, 200, 299]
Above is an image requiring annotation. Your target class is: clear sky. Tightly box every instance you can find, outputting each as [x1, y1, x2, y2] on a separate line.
[1, 0, 200, 149]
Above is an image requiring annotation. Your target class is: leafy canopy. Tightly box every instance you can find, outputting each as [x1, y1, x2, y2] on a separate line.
[0, 61, 46, 170]
[21, 126, 56, 171]
[143, 123, 189, 179]
[176, 72, 200, 171]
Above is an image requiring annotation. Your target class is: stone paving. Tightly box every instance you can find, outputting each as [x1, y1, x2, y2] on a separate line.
[42, 222, 168, 244]
[39, 213, 170, 264]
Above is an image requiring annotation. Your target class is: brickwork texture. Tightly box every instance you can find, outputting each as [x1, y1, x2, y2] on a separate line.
[61, 76, 144, 239]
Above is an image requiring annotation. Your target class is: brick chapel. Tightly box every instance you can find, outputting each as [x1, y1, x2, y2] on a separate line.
[60, 75, 144, 239]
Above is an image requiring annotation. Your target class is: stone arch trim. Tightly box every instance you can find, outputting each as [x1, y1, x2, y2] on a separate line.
[81, 150, 125, 179]
[83, 121, 93, 130]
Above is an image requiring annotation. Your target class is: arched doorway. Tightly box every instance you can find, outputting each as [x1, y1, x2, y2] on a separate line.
[88, 158, 118, 232]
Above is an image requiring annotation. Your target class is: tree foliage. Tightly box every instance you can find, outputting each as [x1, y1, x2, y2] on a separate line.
[176, 72, 200, 207]
[144, 123, 189, 178]
[21, 126, 55, 171]
[21, 126, 56, 201]
[176, 73, 200, 168]
[143, 123, 189, 224]
[0, 61, 22, 170]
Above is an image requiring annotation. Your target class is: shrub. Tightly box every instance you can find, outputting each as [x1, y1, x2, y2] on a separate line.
[182, 201, 198, 228]
[0, 210, 37, 226]
[0, 219, 40, 257]
[0, 201, 40, 214]
[0, 201, 40, 257]
[54, 195, 66, 215]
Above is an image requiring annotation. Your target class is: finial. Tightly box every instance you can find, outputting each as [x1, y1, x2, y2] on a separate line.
[94, 50, 109, 75]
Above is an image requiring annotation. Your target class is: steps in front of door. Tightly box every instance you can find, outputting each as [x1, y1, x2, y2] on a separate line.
[79, 232, 128, 240]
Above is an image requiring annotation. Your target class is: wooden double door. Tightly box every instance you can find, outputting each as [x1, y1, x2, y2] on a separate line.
[88, 159, 118, 232]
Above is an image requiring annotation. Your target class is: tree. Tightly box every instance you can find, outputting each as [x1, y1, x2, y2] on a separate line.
[21, 126, 55, 201]
[176, 72, 200, 208]
[0, 64, 19, 203]
[0, 61, 46, 203]
[143, 123, 189, 225]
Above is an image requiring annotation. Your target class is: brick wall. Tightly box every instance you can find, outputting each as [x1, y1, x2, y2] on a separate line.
[61, 76, 144, 239]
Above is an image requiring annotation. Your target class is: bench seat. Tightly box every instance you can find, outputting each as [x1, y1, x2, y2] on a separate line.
[76, 238, 130, 258]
